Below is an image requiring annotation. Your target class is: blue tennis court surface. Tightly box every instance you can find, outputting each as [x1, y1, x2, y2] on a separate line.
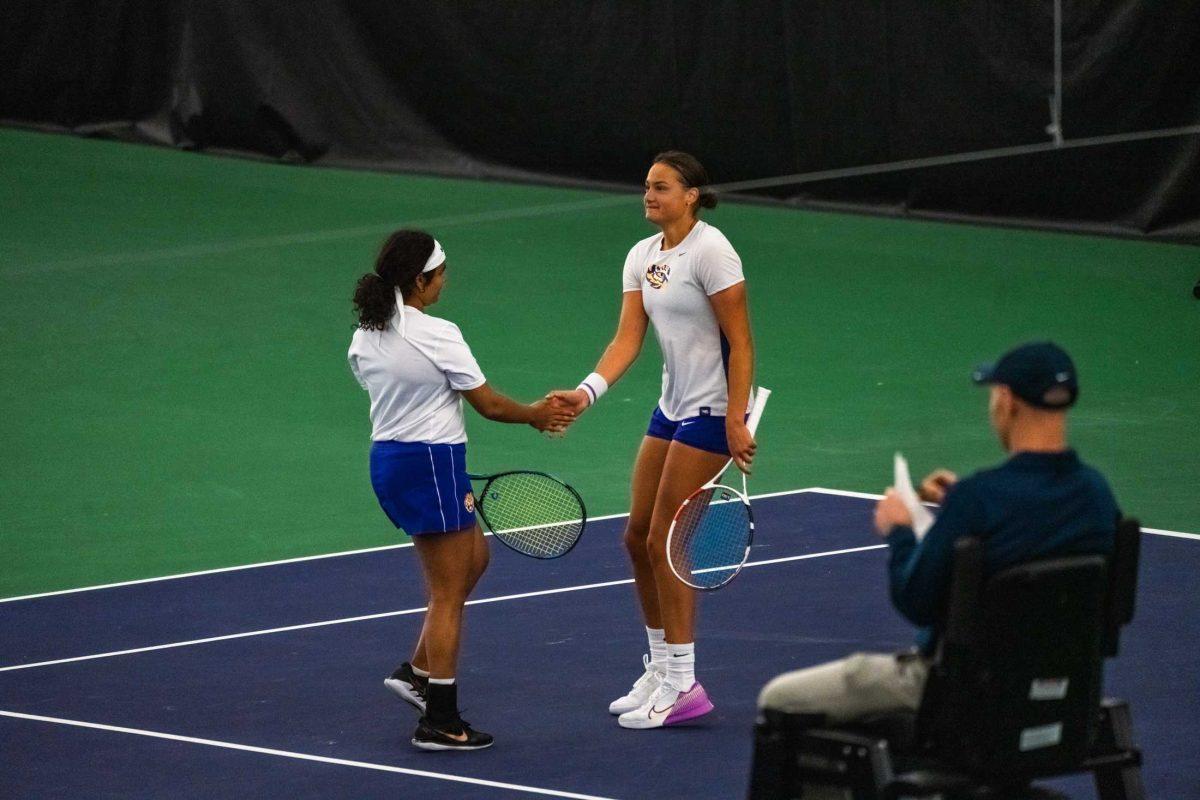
[2, 490, 1197, 799]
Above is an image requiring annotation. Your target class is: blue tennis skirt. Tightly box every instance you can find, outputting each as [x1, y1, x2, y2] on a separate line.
[369, 441, 476, 536]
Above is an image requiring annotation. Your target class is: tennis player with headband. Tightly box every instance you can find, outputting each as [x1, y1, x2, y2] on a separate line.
[550, 151, 756, 729]
[349, 230, 574, 751]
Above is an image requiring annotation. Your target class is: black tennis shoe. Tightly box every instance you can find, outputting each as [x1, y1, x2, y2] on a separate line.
[384, 662, 427, 713]
[411, 717, 494, 751]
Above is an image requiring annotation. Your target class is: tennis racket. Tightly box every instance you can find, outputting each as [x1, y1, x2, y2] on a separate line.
[665, 387, 771, 590]
[468, 471, 586, 558]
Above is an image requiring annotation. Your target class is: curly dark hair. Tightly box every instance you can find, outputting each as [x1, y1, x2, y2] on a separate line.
[353, 230, 437, 330]
[653, 150, 718, 212]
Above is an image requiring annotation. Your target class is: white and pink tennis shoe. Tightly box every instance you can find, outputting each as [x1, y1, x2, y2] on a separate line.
[608, 655, 665, 715]
[617, 679, 714, 729]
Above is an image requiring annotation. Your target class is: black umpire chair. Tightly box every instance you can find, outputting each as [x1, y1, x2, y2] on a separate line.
[748, 518, 1144, 799]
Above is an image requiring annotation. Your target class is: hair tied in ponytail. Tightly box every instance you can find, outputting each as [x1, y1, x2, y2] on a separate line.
[352, 229, 437, 330]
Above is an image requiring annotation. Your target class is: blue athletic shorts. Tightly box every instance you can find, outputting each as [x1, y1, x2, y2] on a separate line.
[645, 406, 730, 456]
[369, 441, 476, 536]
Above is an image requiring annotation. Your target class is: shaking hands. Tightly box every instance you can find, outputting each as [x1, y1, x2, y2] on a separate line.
[532, 389, 591, 437]
[528, 395, 577, 434]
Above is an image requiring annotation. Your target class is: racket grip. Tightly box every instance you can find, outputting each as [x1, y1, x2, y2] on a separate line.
[745, 387, 771, 436]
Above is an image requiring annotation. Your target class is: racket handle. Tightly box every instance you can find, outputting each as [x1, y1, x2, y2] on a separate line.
[746, 387, 771, 435]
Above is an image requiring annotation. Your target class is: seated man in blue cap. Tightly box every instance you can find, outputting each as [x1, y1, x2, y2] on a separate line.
[758, 341, 1119, 728]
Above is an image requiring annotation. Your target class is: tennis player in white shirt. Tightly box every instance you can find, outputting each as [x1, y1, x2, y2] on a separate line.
[551, 152, 756, 729]
[349, 230, 573, 751]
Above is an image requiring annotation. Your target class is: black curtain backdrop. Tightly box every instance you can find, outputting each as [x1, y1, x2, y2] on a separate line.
[3, 1, 1198, 243]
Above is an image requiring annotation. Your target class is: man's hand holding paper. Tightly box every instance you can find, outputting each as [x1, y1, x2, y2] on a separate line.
[918, 469, 958, 503]
[885, 453, 938, 541]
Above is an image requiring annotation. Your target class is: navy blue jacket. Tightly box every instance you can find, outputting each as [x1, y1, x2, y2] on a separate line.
[886, 450, 1118, 653]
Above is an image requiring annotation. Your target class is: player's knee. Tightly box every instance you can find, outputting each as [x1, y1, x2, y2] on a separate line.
[623, 524, 650, 559]
[429, 572, 473, 603]
[644, 529, 668, 566]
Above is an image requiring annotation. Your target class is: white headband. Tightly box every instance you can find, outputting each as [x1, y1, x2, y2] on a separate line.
[424, 240, 446, 272]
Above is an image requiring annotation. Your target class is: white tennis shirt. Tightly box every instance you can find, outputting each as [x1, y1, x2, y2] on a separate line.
[348, 302, 486, 443]
[622, 220, 745, 421]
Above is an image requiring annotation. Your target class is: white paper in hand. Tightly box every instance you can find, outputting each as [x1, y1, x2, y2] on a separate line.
[893, 452, 935, 542]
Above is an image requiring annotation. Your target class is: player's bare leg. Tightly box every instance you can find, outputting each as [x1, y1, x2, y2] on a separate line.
[647, 442, 728, 644]
[619, 441, 725, 729]
[625, 436, 671, 626]
[407, 524, 493, 750]
[609, 436, 672, 715]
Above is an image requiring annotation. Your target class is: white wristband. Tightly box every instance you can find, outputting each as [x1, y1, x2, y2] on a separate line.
[577, 372, 608, 406]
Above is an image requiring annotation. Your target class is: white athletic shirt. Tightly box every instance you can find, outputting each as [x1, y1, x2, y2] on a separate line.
[348, 300, 486, 443]
[622, 220, 745, 421]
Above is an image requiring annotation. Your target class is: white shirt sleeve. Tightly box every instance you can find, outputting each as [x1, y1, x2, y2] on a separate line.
[433, 322, 487, 391]
[622, 243, 643, 292]
[347, 340, 368, 390]
[348, 355, 367, 389]
[694, 234, 744, 296]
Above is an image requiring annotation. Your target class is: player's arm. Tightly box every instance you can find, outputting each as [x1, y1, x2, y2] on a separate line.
[592, 290, 650, 385]
[551, 291, 648, 413]
[438, 323, 573, 432]
[709, 282, 756, 473]
[884, 485, 984, 626]
[462, 383, 574, 432]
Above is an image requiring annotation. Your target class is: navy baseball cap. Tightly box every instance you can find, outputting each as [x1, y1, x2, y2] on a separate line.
[971, 341, 1078, 409]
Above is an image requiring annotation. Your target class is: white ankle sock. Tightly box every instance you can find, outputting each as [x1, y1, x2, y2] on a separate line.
[666, 642, 695, 689]
[428, 677, 455, 685]
[646, 627, 667, 667]
[411, 664, 430, 678]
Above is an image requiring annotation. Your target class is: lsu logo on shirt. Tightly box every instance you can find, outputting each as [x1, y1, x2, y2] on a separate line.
[464, 492, 475, 513]
[645, 262, 671, 289]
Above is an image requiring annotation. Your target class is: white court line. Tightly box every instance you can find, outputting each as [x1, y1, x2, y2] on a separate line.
[3, 490, 822, 603]
[807, 487, 910, 501]
[0, 510, 631, 604]
[4, 485, 1194, 604]
[0, 543, 414, 604]
[0, 710, 621, 800]
[0, 542, 883, 673]
[0, 578, 631, 673]
[806, 487, 1200, 541]
[691, 544, 884, 575]
[1133, 527, 1200, 542]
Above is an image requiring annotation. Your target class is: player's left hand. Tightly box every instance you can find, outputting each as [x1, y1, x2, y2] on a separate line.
[874, 488, 913, 537]
[726, 420, 757, 474]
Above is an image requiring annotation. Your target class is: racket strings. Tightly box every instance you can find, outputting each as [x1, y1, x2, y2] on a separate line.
[669, 486, 752, 589]
[479, 473, 584, 558]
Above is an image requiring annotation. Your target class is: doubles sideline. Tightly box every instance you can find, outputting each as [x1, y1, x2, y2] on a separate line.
[0, 543, 884, 673]
[4, 487, 1193, 605]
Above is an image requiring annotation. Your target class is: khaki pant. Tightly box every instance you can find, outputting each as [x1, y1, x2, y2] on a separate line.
[757, 651, 929, 724]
